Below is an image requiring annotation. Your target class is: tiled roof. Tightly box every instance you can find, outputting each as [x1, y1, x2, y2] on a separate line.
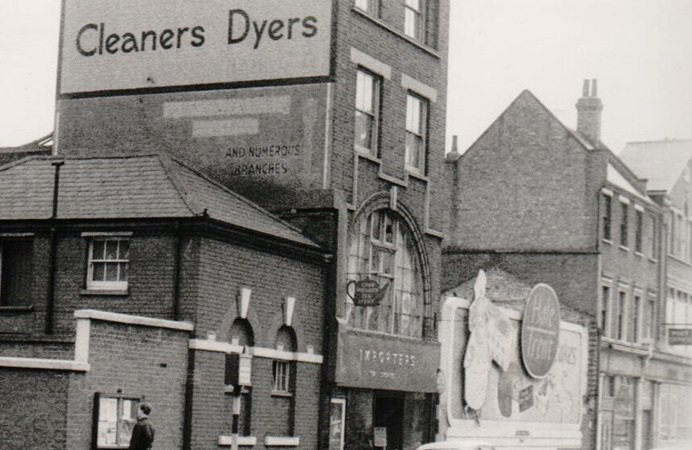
[0, 154, 318, 248]
[620, 139, 692, 192]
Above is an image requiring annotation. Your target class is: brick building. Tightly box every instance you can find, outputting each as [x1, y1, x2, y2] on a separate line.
[443, 81, 691, 450]
[50, 1, 451, 449]
[621, 139, 692, 447]
[2, 0, 451, 449]
[0, 154, 330, 450]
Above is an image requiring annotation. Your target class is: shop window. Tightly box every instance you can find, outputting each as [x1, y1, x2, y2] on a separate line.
[602, 193, 612, 241]
[87, 237, 130, 291]
[93, 393, 140, 449]
[354, 69, 380, 156]
[620, 202, 629, 248]
[347, 209, 427, 338]
[405, 93, 428, 174]
[355, 0, 379, 16]
[0, 239, 33, 307]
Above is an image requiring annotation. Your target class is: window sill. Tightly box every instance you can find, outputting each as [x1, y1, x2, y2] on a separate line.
[80, 289, 129, 297]
[0, 305, 34, 314]
[602, 238, 613, 245]
[271, 390, 293, 398]
[351, 8, 441, 59]
[265, 436, 300, 447]
[648, 256, 659, 263]
[224, 385, 251, 394]
[405, 168, 429, 182]
[635, 251, 644, 258]
[619, 245, 630, 252]
[355, 145, 381, 162]
[218, 436, 257, 447]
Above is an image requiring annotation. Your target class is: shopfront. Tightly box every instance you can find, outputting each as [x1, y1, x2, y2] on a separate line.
[329, 207, 441, 450]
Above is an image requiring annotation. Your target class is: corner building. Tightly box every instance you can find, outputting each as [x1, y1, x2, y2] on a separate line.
[52, 1, 451, 449]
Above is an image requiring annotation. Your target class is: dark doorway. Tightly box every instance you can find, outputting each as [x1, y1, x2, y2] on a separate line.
[373, 393, 404, 450]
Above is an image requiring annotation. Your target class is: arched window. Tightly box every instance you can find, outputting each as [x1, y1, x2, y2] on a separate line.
[226, 318, 254, 436]
[230, 318, 255, 347]
[347, 209, 425, 338]
[273, 326, 297, 394]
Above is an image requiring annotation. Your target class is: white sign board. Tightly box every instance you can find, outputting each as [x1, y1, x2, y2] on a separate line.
[59, 0, 333, 95]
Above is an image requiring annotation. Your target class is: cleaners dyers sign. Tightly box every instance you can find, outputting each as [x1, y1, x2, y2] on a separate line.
[521, 284, 561, 379]
[59, 0, 332, 95]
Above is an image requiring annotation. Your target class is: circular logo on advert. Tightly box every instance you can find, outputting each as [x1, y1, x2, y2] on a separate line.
[521, 284, 561, 379]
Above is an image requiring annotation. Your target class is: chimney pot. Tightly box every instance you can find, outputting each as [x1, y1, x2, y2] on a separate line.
[576, 79, 603, 146]
[582, 80, 589, 97]
[591, 79, 598, 97]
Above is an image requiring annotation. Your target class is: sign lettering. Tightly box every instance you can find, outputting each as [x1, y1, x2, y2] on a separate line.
[668, 328, 692, 346]
[521, 284, 561, 379]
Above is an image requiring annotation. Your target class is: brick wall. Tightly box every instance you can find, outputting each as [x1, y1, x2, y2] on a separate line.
[66, 318, 190, 450]
[447, 91, 602, 252]
[0, 368, 70, 450]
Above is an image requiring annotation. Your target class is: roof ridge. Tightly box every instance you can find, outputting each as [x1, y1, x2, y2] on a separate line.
[154, 153, 203, 217]
[626, 138, 692, 146]
[166, 156, 312, 238]
[0, 154, 54, 173]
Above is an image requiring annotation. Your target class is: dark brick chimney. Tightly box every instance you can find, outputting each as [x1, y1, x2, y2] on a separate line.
[576, 79, 603, 146]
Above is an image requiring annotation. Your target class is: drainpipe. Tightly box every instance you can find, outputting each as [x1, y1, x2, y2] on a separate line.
[46, 160, 64, 335]
[172, 220, 182, 321]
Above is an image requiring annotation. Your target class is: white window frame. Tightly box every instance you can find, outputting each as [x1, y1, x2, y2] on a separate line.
[85, 233, 132, 291]
[405, 93, 427, 174]
[404, 0, 424, 41]
[620, 201, 629, 249]
[329, 398, 347, 450]
[617, 290, 628, 341]
[272, 359, 291, 393]
[94, 393, 141, 449]
[354, 69, 380, 156]
[602, 191, 613, 242]
[600, 284, 612, 337]
[355, 0, 378, 16]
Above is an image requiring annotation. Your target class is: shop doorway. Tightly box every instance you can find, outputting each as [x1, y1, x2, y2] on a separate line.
[373, 393, 404, 450]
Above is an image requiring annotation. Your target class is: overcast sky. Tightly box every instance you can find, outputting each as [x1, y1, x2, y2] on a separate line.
[1, 0, 691, 154]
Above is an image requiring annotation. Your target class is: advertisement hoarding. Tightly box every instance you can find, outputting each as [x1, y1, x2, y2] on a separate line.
[59, 0, 333, 95]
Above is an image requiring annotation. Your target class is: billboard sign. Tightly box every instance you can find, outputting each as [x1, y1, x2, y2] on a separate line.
[59, 0, 333, 95]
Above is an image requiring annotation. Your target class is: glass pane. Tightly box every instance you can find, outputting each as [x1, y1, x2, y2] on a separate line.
[106, 240, 118, 260]
[105, 263, 119, 281]
[384, 215, 394, 243]
[93, 240, 105, 260]
[372, 211, 382, 241]
[355, 111, 374, 149]
[120, 263, 129, 282]
[97, 397, 118, 446]
[381, 251, 393, 275]
[119, 240, 130, 259]
[93, 263, 105, 282]
[371, 250, 381, 274]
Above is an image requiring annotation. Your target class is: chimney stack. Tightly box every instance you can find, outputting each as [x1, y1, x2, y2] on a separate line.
[447, 135, 461, 160]
[576, 79, 603, 146]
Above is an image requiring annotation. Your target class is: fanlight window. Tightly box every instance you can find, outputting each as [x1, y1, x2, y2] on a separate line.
[347, 210, 424, 338]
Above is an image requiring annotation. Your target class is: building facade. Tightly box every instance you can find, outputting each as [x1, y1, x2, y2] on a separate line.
[0, 154, 331, 450]
[621, 140, 692, 448]
[2, 1, 451, 449]
[443, 81, 692, 450]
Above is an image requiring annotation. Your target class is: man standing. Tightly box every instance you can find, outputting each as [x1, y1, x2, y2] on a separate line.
[129, 403, 155, 450]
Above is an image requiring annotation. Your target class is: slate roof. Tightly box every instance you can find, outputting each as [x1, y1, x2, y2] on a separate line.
[0, 154, 318, 248]
[620, 139, 692, 192]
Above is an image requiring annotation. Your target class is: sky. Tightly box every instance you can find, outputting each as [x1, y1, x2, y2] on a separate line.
[1, 0, 691, 154]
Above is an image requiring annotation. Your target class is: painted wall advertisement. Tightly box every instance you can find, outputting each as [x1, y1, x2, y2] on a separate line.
[439, 279, 588, 448]
[59, 0, 333, 95]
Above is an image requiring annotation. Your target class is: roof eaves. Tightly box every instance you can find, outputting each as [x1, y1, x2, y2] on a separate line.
[166, 156, 317, 240]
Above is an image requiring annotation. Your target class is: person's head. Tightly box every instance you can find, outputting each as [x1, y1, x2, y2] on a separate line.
[137, 402, 152, 419]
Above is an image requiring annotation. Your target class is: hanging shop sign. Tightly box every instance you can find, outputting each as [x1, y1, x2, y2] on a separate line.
[668, 328, 692, 346]
[521, 284, 561, 379]
[59, 0, 333, 95]
[347, 279, 389, 307]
